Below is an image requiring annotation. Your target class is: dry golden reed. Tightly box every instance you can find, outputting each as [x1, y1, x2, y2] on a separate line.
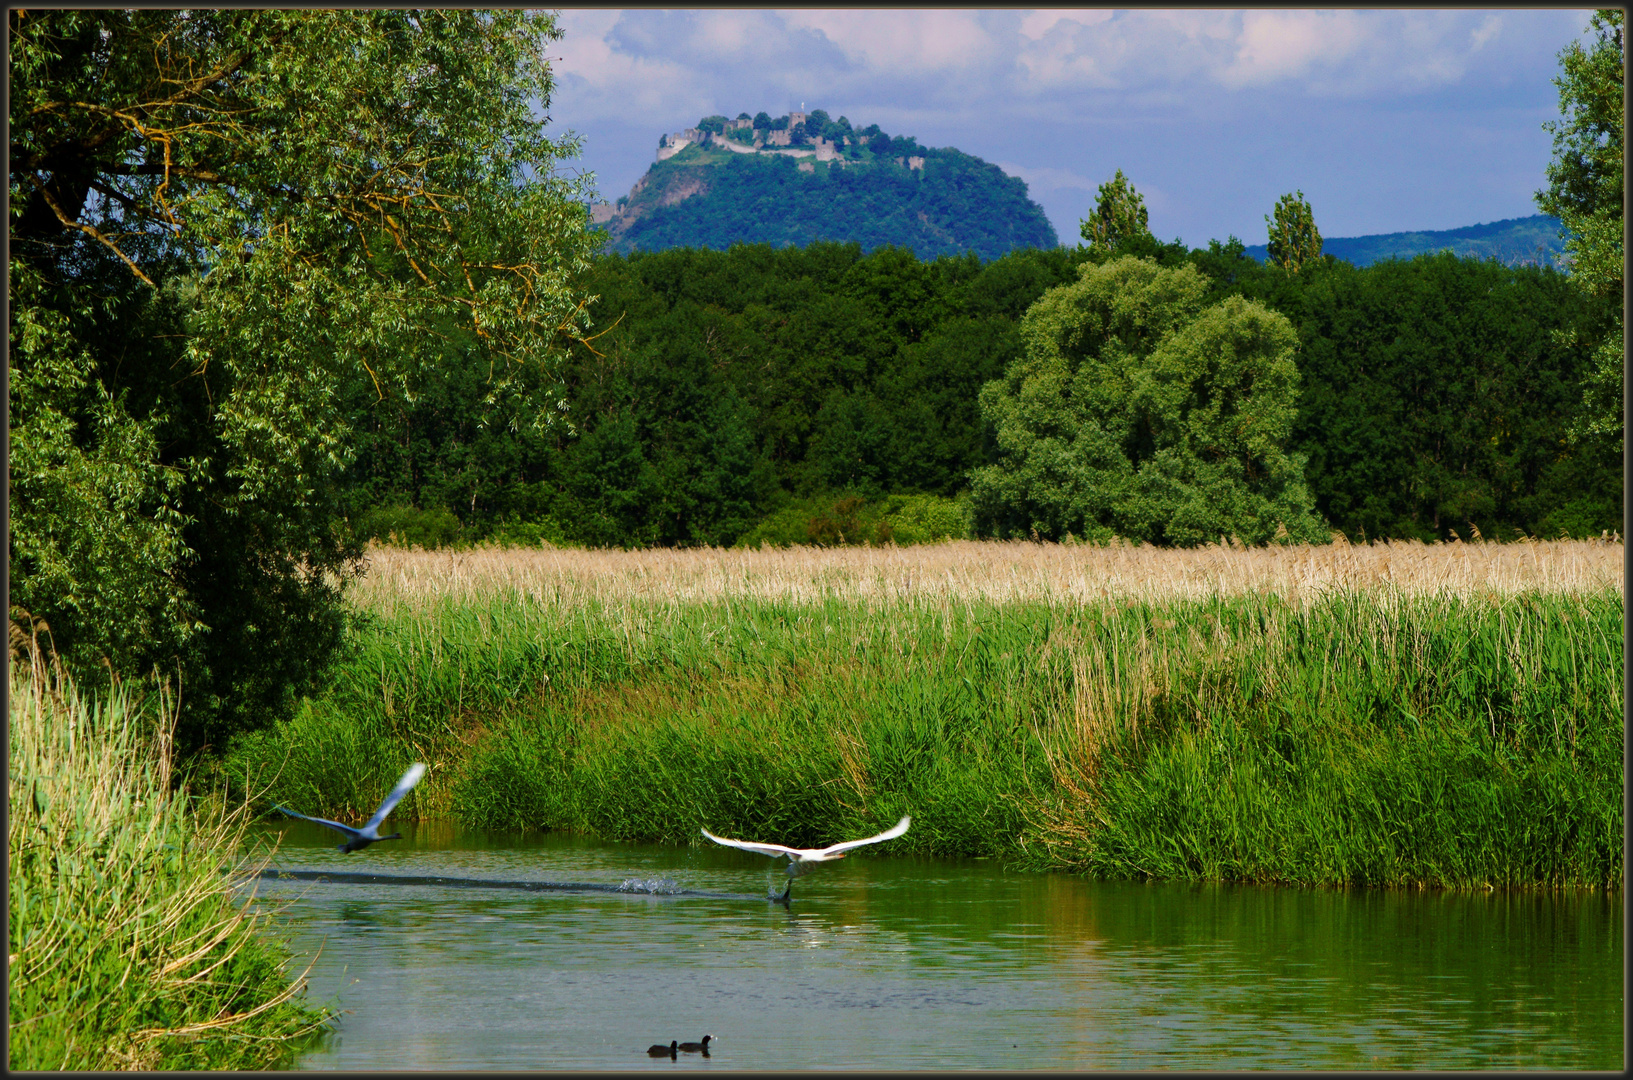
[352, 537, 1623, 614]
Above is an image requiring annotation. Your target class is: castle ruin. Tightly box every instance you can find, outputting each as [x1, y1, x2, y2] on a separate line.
[589, 110, 927, 230]
[657, 109, 879, 162]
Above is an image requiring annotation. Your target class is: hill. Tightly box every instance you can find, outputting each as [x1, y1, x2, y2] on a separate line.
[1243, 214, 1570, 268]
[592, 118, 1058, 261]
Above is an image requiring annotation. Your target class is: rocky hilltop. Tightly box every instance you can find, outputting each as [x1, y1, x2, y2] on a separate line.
[590, 109, 1058, 261]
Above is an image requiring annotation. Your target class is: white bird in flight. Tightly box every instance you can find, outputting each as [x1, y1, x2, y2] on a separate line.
[700, 815, 911, 901]
[275, 763, 427, 854]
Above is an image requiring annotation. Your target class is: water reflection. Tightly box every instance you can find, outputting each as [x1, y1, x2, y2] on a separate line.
[251, 820, 1622, 1070]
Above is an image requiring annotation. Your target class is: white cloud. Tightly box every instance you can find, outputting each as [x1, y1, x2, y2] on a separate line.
[694, 10, 765, 54]
[779, 9, 1001, 73]
[1002, 9, 1586, 99]
[1216, 10, 1367, 89]
[1469, 14, 1502, 52]
[553, 10, 701, 118]
[553, 9, 1589, 116]
[1018, 9, 1113, 42]
[1016, 39, 1120, 91]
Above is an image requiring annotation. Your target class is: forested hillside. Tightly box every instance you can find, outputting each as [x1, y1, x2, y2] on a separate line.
[1243, 214, 1569, 268]
[343, 238, 1617, 549]
[594, 113, 1057, 261]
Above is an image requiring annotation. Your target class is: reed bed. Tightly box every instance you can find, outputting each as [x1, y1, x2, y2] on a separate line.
[350, 537, 1624, 614]
[8, 650, 328, 1070]
[232, 538, 1623, 890]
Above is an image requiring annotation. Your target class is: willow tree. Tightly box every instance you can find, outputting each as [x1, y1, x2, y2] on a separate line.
[9, 10, 601, 751]
[971, 257, 1327, 546]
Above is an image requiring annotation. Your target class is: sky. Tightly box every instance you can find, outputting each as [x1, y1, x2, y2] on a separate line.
[543, 8, 1598, 249]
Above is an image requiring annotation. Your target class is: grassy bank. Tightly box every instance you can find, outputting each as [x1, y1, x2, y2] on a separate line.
[7, 647, 329, 1069]
[227, 539, 1624, 889]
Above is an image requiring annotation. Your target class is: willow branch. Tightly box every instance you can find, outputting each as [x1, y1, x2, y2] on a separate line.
[28, 173, 155, 287]
[567, 309, 623, 358]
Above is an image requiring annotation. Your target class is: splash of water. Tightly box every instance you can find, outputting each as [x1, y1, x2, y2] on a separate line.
[617, 876, 684, 895]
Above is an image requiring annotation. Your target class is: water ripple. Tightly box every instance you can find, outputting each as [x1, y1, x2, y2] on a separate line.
[254, 867, 759, 901]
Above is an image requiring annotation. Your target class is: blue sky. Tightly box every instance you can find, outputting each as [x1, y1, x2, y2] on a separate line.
[546, 8, 1596, 249]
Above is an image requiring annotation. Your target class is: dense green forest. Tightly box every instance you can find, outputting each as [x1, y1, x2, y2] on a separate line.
[345, 237, 1618, 550]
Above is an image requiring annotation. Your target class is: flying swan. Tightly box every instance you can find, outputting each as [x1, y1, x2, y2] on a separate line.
[700, 815, 911, 901]
[275, 763, 427, 854]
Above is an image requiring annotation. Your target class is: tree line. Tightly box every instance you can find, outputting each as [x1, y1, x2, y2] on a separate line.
[346, 227, 1615, 551]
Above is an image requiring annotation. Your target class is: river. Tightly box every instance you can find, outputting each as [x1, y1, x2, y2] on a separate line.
[249, 821, 1622, 1070]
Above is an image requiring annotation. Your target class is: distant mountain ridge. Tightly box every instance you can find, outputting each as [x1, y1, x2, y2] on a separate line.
[590, 110, 1058, 261]
[1243, 214, 1570, 269]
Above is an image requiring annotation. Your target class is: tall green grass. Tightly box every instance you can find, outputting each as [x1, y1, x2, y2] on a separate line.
[8, 654, 329, 1069]
[227, 586, 1623, 889]
[1023, 591, 1624, 887]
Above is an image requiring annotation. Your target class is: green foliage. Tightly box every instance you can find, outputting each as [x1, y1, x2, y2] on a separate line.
[606, 145, 1058, 261]
[7, 271, 199, 681]
[731, 491, 970, 548]
[1225, 252, 1613, 541]
[1535, 8, 1623, 459]
[1537, 10, 1625, 302]
[9, 667, 328, 1069]
[972, 256, 1327, 545]
[356, 234, 1613, 551]
[349, 242, 1091, 548]
[227, 584, 1624, 889]
[356, 504, 468, 550]
[1079, 170, 1154, 256]
[486, 516, 582, 550]
[878, 493, 973, 545]
[7, 10, 598, 750]
[1265, 190, 1323, 271]
[731, 494, 864, 548]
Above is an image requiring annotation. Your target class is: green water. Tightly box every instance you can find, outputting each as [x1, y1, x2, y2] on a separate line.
[253, 822, 1623, 1070]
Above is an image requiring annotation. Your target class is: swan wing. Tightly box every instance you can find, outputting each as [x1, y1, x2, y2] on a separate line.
[700, 827, 804, 859]
[275, 806, 363, 840]
[363, 762, 427, 831]
[818, 815, 911, 856]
